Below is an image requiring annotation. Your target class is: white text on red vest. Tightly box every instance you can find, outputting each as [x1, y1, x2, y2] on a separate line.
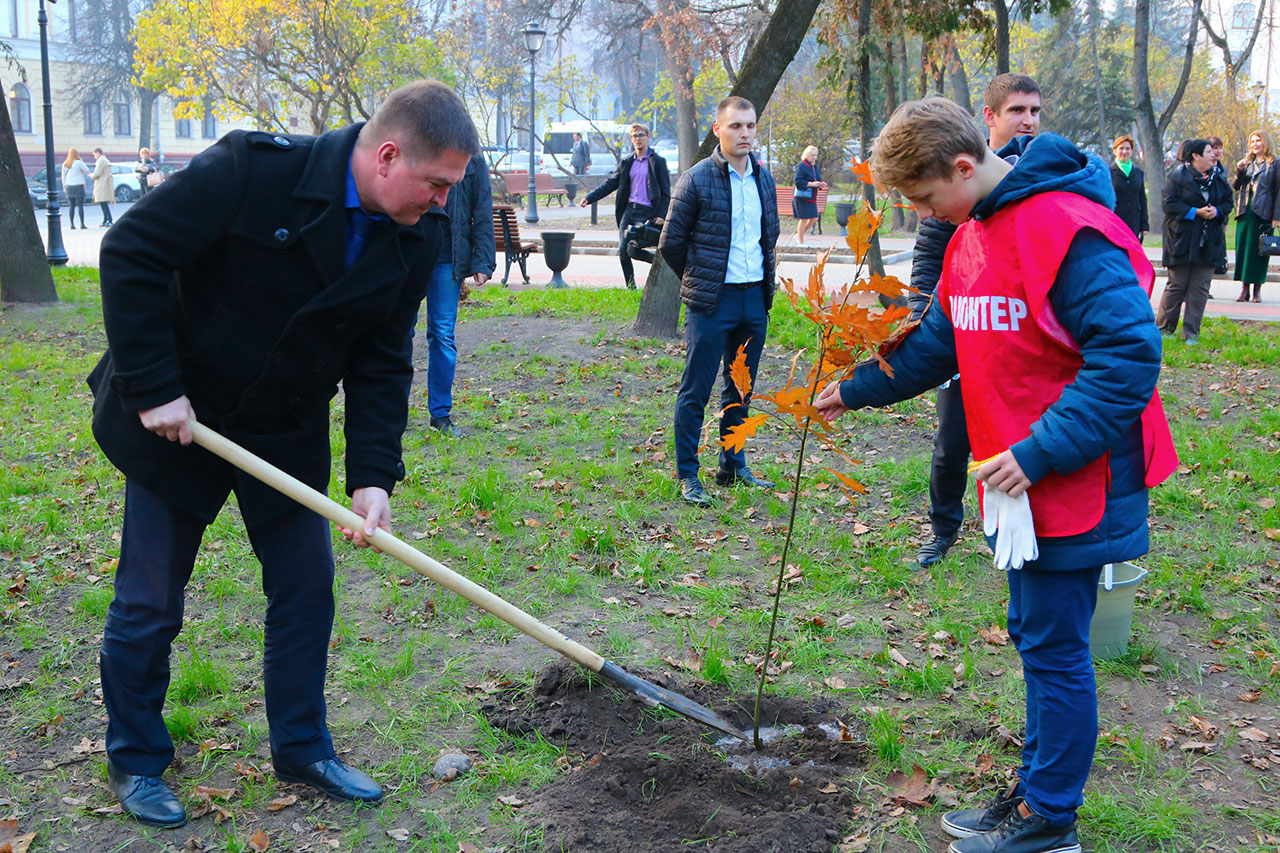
[949, 296, 1028, 332]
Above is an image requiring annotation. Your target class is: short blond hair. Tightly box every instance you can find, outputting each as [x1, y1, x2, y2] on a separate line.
[870, 98, 987, 190]
[801, 145, 819, 162]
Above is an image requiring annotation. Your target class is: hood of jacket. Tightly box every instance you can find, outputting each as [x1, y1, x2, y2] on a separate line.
[972, 133, 1115, 221]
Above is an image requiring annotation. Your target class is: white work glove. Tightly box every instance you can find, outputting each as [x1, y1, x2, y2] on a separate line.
[982, 485, 1039, 570]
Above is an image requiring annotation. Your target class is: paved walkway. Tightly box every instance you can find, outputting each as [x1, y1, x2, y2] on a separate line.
[29, 204, 1280, 323]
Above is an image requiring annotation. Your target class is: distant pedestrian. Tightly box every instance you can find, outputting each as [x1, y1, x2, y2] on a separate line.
[1232, 129, 1276, 303]
[62, 147, 92, 229]
[135, 147, 159, 197]
[581, 123, 671, 290]
[424, 153, 496, 438]
[570, 132, 591, 175]
[792, 145, 828, 245]
[91, 148, 115, 226]
[1157, 138, 1232, 344]
[1110, 135, 1148, 242]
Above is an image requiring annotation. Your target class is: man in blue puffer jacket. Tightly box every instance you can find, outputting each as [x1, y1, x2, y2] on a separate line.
[817, 98, 1175, 853]
[659, 95, 781, 506]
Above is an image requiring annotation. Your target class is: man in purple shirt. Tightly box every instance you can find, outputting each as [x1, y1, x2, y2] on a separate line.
[582, 123, 672, 289]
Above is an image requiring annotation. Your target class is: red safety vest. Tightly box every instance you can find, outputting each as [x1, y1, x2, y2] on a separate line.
[938, 190, 1179, 537]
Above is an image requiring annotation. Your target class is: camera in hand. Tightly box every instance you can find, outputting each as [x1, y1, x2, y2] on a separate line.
[625, 219, 662, 262]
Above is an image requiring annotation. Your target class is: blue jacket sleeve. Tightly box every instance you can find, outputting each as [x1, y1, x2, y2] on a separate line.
[836, 296, 959, 410]
[1009, 230, 1161, 483]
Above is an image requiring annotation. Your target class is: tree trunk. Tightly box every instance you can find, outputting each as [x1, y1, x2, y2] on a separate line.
[0, 82, 59, 304]
[673, 65, 699, 173]
[137, 86, 157, 151]
[858, 0, 888, 284]
[946, 37, 973, 114]
[994, 0, 1011, 74]
[885, 38, 905, 233]
[1088, 0, 1108, 150]
[1133, 0, 1202, 228]
[897, 33, 910, 105]
[633, 0, 822, 339]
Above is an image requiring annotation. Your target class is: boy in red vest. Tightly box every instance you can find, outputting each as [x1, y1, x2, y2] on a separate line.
[816, 98, 1177, 853]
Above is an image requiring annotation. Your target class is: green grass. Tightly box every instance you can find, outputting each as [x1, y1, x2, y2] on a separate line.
[1, 268, 1277, 851]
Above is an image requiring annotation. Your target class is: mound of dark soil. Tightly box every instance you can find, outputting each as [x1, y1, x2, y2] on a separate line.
[481, 661, 866, 852]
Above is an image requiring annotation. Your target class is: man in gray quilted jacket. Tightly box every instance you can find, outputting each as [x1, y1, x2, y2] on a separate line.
[659, 95, 781, 506]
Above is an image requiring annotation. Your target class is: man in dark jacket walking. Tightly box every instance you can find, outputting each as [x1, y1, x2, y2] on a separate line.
[425, 152, 496, 437]
[88, 80, 479, 829]
[659, 96, 780, 505]
[908, 72, 1042, 568]
[581, 123, 671, 289]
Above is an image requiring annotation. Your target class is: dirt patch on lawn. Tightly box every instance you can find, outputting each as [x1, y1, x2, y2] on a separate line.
[482, 660, 866, 853]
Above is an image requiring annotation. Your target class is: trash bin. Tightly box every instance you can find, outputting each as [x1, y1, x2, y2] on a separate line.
[1089, 562, 1148, 659]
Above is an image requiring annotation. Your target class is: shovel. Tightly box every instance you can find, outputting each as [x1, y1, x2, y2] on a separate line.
[189, 420, 744, 741]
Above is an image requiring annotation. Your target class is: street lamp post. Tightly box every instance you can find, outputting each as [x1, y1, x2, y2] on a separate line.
[522, 21, 546, 225]
[39, 0, 67, 265]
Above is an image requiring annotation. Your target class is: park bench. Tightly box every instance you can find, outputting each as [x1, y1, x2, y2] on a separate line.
[775, 185, 829, 234]
[492, 204, 536, 285]
[499, 171, 568, 208]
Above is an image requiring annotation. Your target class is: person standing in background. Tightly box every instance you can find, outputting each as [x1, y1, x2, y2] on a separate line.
[1110, 135, 1148, 242]
[424, 153, 496, 438]
[792, 145, 828, 245]
[91, 148, 116, 227]
[136, 148, 159, 197]
[581, 123, 671, 290]
[62, 147, 92, 229]
[1232, 130, 1276, 303]
[570, 132, 591, 175]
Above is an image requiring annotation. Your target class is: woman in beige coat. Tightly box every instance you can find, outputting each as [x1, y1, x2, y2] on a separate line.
[91, 148, 115, 226]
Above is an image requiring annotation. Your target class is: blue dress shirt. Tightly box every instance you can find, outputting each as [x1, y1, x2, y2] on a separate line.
[344, 157, 389, 270]
[725, 154, 764, 284]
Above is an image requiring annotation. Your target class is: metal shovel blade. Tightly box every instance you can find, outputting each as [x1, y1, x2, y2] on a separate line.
[598, 660, 745, 741]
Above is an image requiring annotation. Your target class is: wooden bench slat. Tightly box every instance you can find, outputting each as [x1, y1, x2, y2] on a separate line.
[492, 204, 536, 285]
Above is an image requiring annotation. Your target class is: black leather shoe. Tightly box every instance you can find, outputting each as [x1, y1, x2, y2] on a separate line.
[942, 784, 1022, 838]
[108, 761, 187, 828]
[917, 534, 958, 567]
[274, 756, 383, 804]
[430, 416, 468, 438]
[714, 466, 775, 489]
[680, 476, 714, 507]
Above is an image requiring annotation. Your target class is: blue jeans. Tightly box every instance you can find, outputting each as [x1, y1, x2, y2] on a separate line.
[425, 261, 460, 419]
[1007, 565, 1102, 826]
[100, 480, 336, 775]
[673, 284, 768, 479]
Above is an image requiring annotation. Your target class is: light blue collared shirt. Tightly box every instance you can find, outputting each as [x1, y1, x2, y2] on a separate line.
[725, 153, 764, 284]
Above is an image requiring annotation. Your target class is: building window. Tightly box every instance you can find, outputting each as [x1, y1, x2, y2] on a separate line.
[113, 94, 131, 136]
[201, 103, 217, 139]
[2, 0, 17, 38]
[174, 103, 191, 138]
[8, 83, 31, 133]
[84, 100, 103, 135]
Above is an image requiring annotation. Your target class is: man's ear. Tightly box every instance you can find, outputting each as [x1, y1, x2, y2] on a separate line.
[981, 105, 996, 129]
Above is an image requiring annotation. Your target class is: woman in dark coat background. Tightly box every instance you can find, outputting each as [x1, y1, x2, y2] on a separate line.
[1157, 138, 1233, 344]
[792, 145, 827, 245]
[1232, 129, 1276, 302]
[1110, 134, 1148, 241]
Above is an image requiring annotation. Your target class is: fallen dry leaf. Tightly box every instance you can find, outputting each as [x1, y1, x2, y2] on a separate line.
[1180, 740, 1214, 754]
[887, 647, 911, 668]
[386, 828, 411, 841]
[823, 676, 848, 690]
[72, 737, 106, 755]
[886, 763, 933, 806]
[267, 794, 297, 811]
[192, 785, 236, 801]
[1238, 727, 1271, 743]
[248, 829, 269, 852]
[496, 794, 525, 808]
[1264, 528, 1280, 541]
[978, 625, 1010, 646]
[819, 782, 840, 794]
[0, 820, 36, 853]
[838, 834, 871, 853]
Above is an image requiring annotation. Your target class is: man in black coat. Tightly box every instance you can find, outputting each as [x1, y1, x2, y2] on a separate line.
[580, 122, 671, 289]
[88, 80, 479, 828]
[659, 96, 780, 505]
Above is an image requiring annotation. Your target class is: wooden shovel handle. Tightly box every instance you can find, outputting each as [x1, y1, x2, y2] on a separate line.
[189, 421, 605, 672]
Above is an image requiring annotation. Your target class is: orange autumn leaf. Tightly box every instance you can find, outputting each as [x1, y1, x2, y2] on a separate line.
[719, 414, 770, 454]
[845, 205, 883, 264]
[825, 467, 867, 495]
[849, 156, 874, 185]
[728, 342, 753, 403]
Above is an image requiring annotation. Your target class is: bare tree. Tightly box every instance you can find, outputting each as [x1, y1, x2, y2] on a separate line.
[63, 0, 159, 151]
[1200, 0, 1270, 103]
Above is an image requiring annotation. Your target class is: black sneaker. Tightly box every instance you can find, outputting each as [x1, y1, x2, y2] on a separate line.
[430, 416, 468, 438]
[917, 533, 957, 567]
[948, 802, 1081, 853]
[714, 466, 775, 489]
[941, 784, 1022, 838]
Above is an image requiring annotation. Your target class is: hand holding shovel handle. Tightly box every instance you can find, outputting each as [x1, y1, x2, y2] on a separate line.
[189, 420, 743, 740]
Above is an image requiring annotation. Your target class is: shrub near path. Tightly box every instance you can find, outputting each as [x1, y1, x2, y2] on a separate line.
[0, 271, 1275, 852]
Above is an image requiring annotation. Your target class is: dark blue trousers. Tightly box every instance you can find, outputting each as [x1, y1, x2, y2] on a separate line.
[1006, 565, 1102, 826]
[100, 480, 336, 775]
[929, 379, 970, 539]
[674, 284, 768, 479]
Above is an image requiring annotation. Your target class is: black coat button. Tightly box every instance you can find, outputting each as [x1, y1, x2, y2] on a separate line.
[396, 461, 406, 479]
[274, 228, 290, 242]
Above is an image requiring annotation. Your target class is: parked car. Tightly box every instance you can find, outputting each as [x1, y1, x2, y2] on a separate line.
[27, 177, 48, 208]
[32, 164, 144, 203]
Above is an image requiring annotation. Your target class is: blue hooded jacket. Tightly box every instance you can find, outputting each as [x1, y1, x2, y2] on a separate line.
[837, 134, 1163, 570]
